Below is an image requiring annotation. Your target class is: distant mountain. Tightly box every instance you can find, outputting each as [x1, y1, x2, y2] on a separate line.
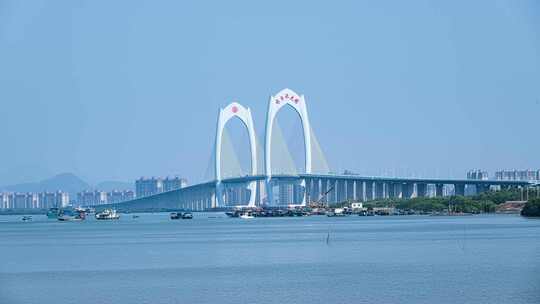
[0, 173, 90, 196]
[95, 181, 134, 192]
[0, 173, 135, 196]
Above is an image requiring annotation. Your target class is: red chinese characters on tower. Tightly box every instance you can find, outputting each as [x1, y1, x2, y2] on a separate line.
[275, 93, 300, 105]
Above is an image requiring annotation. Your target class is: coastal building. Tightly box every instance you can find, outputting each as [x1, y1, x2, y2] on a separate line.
[25, 193, 40, 208]
[77, 190, 107, 206]
[163, 177, 187, 192]
[75, 190, 134, 206]
[0, 193, 13, 209]
[14, 193, 27, 209]
[495, 169, 540, 181]
[135, 177, 163, 198]
[39, 192, 57, 209]
[106, 190, 135, 204]
[0, 191, 69, 209]
[136, 176, 187, 198]
[467, 170, 488, 180]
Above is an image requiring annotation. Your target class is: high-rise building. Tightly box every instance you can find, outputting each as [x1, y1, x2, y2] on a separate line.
[467, 170, 488, 180]
[25, 193, 40, 208]
[77, 190, 107, 206]
[39, 192, 57, 209]
[495, 169, 540, 181]
[14, 193, 27, 209]
[279, 183, 294, 205]
[106, 190, 135, 204]
[0, 193, 12, 209]
[135, 176, 187, 198]
[56, 191, 70, 208]
[163, 177, 187, 192]
[135, 177, 164, 198]
[0, 191, 68, 209]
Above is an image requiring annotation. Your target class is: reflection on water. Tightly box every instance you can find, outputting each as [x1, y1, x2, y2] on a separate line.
[1, 214, 539, 304]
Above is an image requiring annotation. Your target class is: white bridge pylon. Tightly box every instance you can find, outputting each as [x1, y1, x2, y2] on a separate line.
[215, 102, 257, 207]
[265, 88, 312, 206]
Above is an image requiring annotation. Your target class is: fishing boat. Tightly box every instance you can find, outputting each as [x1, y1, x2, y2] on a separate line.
[95, 209, 120, 220]
[57, 208, 86, 221]
[46, 208, 59, 219]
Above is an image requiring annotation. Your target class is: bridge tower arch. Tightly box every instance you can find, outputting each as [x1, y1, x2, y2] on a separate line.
[215, 102, 258, 207]
[265, 88, 312, 206]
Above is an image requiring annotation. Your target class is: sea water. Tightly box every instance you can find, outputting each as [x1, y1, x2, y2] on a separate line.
[0, 213, 539, 304]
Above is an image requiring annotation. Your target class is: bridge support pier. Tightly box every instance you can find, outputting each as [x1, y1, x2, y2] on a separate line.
[355, 181, 365, 201]
[365, 181, 374, 201]
[346, 180, 355, 201]
[436, 184, 444, 197]
[403, 183, 414, 199]
[476, 184, 490, 194]
[308, 178, 320, 204]
[455, 183, 465, 196]
[375, 182, 384, 199]
[416, 183, 427, 198]
[387, 183, 394, 198]
[328, 179, 339, 204]
[320, 179, 329, 205]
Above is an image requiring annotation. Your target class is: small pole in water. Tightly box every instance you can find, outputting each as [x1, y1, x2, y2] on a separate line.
[326, 226, 330, 245]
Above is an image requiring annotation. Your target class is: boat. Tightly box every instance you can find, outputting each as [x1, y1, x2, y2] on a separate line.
[83, 207, 95, 214]
[171, 212, 193, 219]
[225, 211, 239, 218]
[239, 212, 254, 219]
[57, 208, 86, 221]
[95, 209, 120, 220]
[326, 208, 346, 217]
[47, 208, 59, 219]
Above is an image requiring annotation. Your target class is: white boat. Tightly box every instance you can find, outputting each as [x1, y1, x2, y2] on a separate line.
[239, 212, 254, 219]
[95, 209, 120, 220]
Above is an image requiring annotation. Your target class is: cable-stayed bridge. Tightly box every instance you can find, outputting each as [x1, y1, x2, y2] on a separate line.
[98, 88, 532, 211]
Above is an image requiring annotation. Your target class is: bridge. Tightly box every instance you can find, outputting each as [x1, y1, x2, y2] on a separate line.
[96, 88, 532, 211]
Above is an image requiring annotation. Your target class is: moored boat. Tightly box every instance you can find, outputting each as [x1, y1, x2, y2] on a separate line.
[171, 212, 193, 219]
[57, 208, 86, 221]
[239, 212, 254, 219]
[47, 208, 59, 219]
[95, 209, 120, 220]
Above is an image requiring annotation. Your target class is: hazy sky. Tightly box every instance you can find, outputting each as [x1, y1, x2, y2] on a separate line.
[1, 0, 539, 185]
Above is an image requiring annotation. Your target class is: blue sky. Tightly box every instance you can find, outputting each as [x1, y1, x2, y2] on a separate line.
[0, 0, 539, 185]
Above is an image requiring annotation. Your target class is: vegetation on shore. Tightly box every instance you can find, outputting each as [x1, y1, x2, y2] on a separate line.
[334, 189, 527, 213]
[521, 199, 540, 217]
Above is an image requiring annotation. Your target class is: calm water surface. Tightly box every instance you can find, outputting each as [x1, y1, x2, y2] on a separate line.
[0, 213, 539, 304]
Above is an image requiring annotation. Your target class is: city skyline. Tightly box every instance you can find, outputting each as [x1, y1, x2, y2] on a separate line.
[1, 1, 539, 186]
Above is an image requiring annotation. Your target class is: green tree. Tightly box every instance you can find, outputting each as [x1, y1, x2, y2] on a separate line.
[521, 198, 540, 217]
